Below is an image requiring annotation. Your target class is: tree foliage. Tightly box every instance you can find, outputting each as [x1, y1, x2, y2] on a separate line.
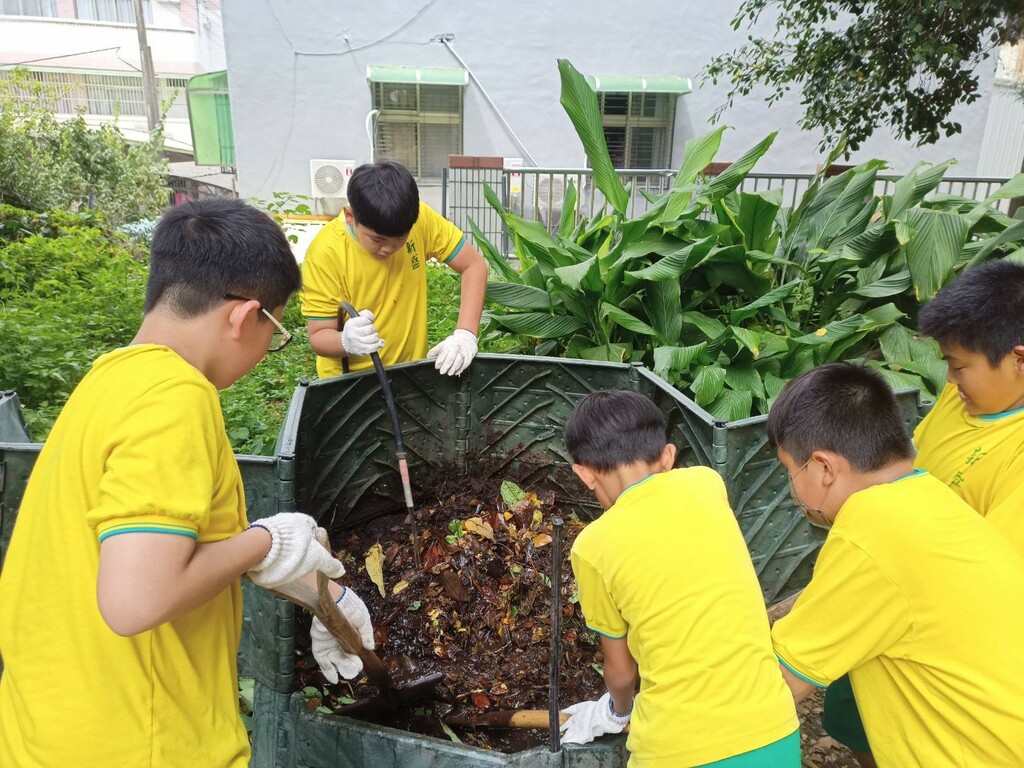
[0, 68, 168, 225]
[704, 1, 1024, 151]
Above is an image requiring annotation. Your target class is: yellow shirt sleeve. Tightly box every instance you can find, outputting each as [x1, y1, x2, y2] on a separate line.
[772, 533, 913, 686]
[418, 204, 466, 264]
[571, 548, 628, 638]
[300, 223, 346, 320]
[984, 451, 1024, 553]
[85, 378, 223, 541]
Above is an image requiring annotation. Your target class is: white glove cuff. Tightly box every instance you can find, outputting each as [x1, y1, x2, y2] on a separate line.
[607, 695, 632, 721]
[247, 521, 281, 572]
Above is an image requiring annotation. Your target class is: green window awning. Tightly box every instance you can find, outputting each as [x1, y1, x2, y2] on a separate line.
[366, 65, 468, 86]
[186, 70, 235, 167]
[585, 75, 692, 94]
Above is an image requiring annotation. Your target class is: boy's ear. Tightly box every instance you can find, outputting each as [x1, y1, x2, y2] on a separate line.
[1012, 345, 1024, 374]
[811, 449, 846, 487]
[571, 463, 597, 491]
[659, 443, 676, 471]
[343, 207, 355, 226]
[226, 299, 261, 341]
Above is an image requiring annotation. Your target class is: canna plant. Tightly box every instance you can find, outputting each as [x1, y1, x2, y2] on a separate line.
[476, 59, 1024, 421]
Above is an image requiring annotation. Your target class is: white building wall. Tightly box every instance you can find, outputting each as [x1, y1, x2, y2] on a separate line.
[221, 0, 1000, 202]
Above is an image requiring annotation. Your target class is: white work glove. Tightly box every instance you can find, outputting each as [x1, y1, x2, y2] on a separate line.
[559, 692, 631, 745]
[311, 586, 375, 683]
[246, 513, 345, 589]
[427, 329, 478, 376]
[341, 309, 385, 356]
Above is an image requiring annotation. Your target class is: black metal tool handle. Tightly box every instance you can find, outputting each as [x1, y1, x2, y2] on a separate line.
[338, 301, 404, 455]
[548, 517, 565, 752]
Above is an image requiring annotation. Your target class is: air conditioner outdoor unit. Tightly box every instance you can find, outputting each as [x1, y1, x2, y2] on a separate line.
[309, 159, 355, 199]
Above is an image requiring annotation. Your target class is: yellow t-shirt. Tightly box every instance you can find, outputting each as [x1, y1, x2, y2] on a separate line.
[300, 202, 465, 378]
[0, 345, 249, 768]
[913, 382, 1024, 555]
[571, 467, 798, 767]
[772, 472, 1024, 767]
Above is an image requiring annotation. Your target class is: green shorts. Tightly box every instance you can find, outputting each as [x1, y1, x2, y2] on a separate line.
[694, 729, 800, 767]
[822, 674, 872, 753]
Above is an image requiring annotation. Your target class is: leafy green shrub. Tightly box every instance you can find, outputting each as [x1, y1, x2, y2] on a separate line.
[478, 59, 1024, 421]
[0, 69, 168, 226]
[0, 206, 147, 436]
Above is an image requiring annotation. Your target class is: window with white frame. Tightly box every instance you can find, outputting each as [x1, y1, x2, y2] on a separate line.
[370, 81, 463, 182]
[1, 0, 57, 16]
[76, 0, 152, 24]
[0, 68, 189, 119]
[599, 92, 676, 169]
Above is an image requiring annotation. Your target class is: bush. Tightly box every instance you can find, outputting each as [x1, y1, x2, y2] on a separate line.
[0, 68, 168, 226]
[0, 206, 148, 437]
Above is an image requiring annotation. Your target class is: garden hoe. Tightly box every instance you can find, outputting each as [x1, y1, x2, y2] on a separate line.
[265, 528, 441, 715]
[338, 301, 422, 568]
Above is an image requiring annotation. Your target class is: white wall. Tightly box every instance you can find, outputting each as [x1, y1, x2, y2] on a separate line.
[222, 0, 1000, 201]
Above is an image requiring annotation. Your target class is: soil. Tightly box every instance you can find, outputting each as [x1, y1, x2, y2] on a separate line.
[293, 473, 605, 753]
[292, 474, 861, 766]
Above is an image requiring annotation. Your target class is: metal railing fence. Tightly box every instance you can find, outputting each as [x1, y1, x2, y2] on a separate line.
[443, 166, 1014, 253]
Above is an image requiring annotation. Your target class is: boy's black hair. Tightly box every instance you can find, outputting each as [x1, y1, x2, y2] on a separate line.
[766, 363, 913, 472]
[918, 259, 1024, 365]
[144, 198, 300, 318]
[564, 390, 667, 472]
[346, 161, 420, 237]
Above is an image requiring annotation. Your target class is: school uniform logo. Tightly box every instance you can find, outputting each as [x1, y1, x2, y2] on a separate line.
[407, 241, 420, 269]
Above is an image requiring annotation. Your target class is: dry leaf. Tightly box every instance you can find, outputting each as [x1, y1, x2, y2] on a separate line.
[533, 533, 552, 547]
[470, 691, 491, 710]
[463, 516, 495, 540]
[392, 579, 410, 595]
[365, 543, 386, 597]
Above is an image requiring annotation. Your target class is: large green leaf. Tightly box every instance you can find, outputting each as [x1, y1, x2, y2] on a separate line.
[884, 161, 953, 222]
[708, 388, 754, 422]
[965, 219, 1024, 270]
[580, 343, 631, 362]
[902, 208, 970, 302]
[599, 303, 662, 340]
[851, 270, 911, 299]
[645, 278, 683, 344]
[467, 216, 518, 283]
[735, 189, 782, 251]
[489, 312, 585, 338]
[624, 236, 718, 282]
[731, 279, 801, 324]
[557, 179, 579, 238]
[659, 127, 726, 222]
[557, 59, 629, 216]
[701, 132, 778, 202]
[653, 342, 709, 375]
[730, 326, 762, 357]
[680, 311, 727, 340]
[691, 365, 727, 408]
[554, 256, 602, 292]
[724, 364, 765, 400]
[486, 281, 556, 310]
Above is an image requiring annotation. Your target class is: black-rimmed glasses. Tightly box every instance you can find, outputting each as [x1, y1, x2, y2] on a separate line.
[223, 293, 293, 352]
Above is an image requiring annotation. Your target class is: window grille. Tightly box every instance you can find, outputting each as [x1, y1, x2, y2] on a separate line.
[371, 82, 462, 182]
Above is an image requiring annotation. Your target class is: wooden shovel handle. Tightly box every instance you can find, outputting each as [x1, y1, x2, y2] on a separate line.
[447, 709, 630, 732]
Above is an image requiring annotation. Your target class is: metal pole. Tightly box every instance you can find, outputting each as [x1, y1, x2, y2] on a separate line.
[132, 0, 160, 133]
[548, 517, 565, 752]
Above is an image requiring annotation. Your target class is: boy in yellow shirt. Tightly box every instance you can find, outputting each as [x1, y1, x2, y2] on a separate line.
[914, 259, 1024, 550]
[0, 199, 375, 767]
[559, 391, 799, 767]
[822, 260, 1024, 766]
[768, 362, 1024, 768]
[300, 160, 488, 378]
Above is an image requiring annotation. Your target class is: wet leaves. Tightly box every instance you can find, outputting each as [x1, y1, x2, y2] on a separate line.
[312, 477, 605, 730]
